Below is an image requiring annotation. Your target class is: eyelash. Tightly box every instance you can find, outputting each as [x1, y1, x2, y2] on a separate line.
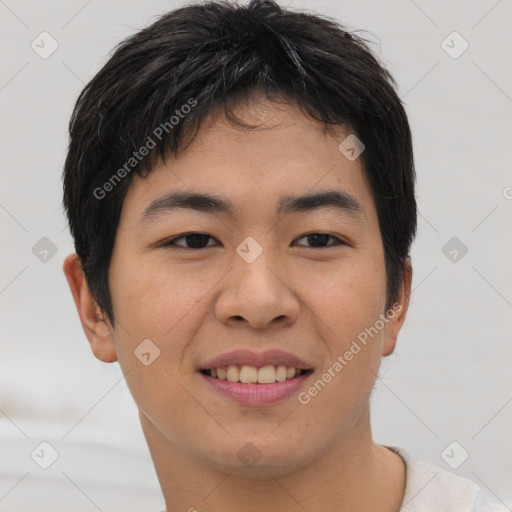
[162, 232, 347, 250]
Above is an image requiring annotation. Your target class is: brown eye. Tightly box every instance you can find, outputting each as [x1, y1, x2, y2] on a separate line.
[294, 233, 345, 248]
[164, 233, 217, 249]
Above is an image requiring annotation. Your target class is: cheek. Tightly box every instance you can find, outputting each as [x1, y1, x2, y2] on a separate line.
[109, 256, 224, 383]
[109, 260, 198, 424]
[299, 264, 386, 425]
[110, 254, 204, 330]
[299, 249, 387, 404]
[302, 253, 386, 335]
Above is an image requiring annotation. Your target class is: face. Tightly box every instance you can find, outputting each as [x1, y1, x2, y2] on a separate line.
[66, 97, 410, 477]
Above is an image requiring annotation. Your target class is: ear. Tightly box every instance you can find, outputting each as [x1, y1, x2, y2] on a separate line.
[382, 257, 412, 357]
[63, 253, 117, 363]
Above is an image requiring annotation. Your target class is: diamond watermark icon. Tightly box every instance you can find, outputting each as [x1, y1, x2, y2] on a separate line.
[441, 31, 469, 59]
[31, 31, 59, 59]
[442, 237, 468, 263]
[338, 134, 365, 161]
[441, 441, 469, 469]
[32, 237, 58, 263]
[236, 236, 263, 264]
[31, 441, 59, 469]
[237, 442, 263, 467]
[134, 338, 161, 366]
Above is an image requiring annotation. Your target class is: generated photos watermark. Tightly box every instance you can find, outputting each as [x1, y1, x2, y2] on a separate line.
[298, 302, 403, 405]
[93, 97, 198, 200]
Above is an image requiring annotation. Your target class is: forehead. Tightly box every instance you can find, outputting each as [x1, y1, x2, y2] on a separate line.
[119, 98, 376, 226]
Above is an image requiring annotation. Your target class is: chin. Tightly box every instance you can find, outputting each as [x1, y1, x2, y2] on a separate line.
[197, 435, 314, 477]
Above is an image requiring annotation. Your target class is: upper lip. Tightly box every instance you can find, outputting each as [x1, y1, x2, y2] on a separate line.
[199, 349, 313, 371]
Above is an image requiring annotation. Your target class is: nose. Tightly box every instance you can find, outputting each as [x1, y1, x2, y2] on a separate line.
[214, 246, 301, 330]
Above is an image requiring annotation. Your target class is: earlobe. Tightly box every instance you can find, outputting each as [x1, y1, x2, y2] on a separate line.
[382, 257, 412, 357]
[62, 253, 118, 363]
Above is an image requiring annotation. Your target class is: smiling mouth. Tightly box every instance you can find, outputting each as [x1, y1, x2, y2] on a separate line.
[199, 365, 314, 384]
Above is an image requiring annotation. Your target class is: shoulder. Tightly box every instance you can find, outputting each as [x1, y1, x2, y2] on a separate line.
[385, 446, 509, 512]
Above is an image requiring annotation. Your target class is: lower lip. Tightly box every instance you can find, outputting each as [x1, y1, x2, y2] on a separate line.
[200, 372, 312, 406]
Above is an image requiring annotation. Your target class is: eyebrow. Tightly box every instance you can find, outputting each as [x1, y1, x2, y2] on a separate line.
[138, 189, 363, 223]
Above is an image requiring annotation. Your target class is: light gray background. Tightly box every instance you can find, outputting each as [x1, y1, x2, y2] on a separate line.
[1, 0, 511, 510]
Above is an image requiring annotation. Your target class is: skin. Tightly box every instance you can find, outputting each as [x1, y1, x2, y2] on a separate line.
[64, 96, 412, 512]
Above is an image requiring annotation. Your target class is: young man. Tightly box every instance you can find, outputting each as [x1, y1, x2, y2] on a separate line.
[62, 1, 507, 510]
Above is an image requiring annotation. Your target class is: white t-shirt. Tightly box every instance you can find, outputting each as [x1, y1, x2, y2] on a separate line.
[387, 446, 509, 511]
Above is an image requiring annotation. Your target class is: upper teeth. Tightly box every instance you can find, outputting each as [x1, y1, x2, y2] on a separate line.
[209, 365, 302, 384]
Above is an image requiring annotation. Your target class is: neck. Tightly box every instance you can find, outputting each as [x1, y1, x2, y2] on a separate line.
[142, 408, 405, 512]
